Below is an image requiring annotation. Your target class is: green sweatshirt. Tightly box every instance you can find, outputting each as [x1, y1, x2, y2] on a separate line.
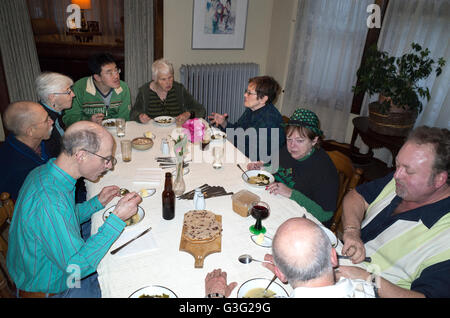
[63, 76, 131, 127]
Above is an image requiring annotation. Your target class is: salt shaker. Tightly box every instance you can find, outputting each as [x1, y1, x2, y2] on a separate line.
[161, 138, 169, 155]
[193, 188, 202, 208]
[195, 192, 206, 210]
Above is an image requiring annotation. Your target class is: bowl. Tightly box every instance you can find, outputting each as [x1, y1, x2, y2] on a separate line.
[132, 137, 154, 150]
[242, 170, 275, 188]
[129, 285, 178, 298]
[237, 278, 288, 298]
[102, 119, 116, 130]
[102, 205, 145, 228]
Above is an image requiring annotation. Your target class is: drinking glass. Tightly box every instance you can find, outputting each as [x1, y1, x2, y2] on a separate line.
[249, 201, 270, 234]
[212, 147, 223, 169]
[120, 140, 132, 162]
[116, 118, 126, 137]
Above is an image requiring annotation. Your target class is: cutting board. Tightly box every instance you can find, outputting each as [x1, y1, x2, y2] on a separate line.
[179, 215, 222, 268]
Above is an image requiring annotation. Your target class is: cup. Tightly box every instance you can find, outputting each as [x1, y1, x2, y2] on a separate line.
[212, 147, 223, 169]
[116, 118, 126, 137]
[121, 140, 132, 162]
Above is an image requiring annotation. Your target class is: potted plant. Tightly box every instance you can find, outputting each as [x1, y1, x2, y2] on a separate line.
[353, 42, 445, 136]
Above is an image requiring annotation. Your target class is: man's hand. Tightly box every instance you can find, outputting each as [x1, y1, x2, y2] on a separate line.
[341, 230, 367, 264]
[112, 192, 142, 221]
[91, 113, 105, 125]
[97, 185, 120, 207]
[205, 269, 237, 297]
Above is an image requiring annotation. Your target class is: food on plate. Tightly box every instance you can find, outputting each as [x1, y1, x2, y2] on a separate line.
[155, 117, 173, 124]
[132, 137, 152, 145]
[139, 293, 169, 298]
[183, 210, 222, 242]
[256, 233, 265, 245]
[140, 188, 148, 197]
[244, 288, 276, 298]
[125, 213, 141, 226]
[144, 131, 154, 139]
[103, 120, 115, 127]
[248, 174, 270, 186]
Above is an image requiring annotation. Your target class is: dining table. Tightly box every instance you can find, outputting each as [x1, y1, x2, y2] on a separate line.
[87, 119, 339, 298]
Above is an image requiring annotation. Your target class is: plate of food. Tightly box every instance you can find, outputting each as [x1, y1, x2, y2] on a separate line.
[251, 233, 272, 248]
[153, 116, 175, 126]
[102, 118, 116, 130]
[102, 205, 145, 228]
[237, 278, 288, 298]
[132, 137, 154, 150]
[143, 131, 156, 140]
[242, 170, 274, 188]
[129, 285, 178, 298]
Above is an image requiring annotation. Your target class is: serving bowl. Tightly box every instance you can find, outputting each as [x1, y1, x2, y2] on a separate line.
[237, 278, 288, 298]
[241, 170, 274, 188]
[132, 137, 154, 150]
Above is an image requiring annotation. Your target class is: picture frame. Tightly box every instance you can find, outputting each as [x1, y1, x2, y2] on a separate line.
[192, 0, 248, 49]
[87, 21, 99, 32]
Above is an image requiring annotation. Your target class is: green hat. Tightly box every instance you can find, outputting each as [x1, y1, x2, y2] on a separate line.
[283, 108, 323, 136]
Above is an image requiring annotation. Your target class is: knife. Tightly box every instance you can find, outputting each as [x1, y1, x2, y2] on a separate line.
[110, 227, 152, 255]
[338, 255, 372, 263]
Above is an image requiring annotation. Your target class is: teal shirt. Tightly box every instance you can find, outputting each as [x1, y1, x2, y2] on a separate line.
[7, 159, 125, 293]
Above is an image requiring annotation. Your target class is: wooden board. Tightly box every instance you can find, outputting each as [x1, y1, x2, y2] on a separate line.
[179, 215, 222, 268]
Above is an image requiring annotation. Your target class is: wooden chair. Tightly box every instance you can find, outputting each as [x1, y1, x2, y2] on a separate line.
[326, 151, 363, 235]
[0, 192, 15, 298]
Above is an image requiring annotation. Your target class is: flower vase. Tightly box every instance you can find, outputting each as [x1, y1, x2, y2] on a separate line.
[173, 160, 185, 196]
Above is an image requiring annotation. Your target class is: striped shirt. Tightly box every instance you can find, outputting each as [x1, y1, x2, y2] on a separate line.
[357, 173, 450, 297]
[6, 159, 125, 293]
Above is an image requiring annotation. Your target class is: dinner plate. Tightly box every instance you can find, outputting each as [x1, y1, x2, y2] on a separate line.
[129, 285, 178, 298]
[242, 170, 275, 189]
[153, 116, 175, 126]
[237, 278, 288, 298]
[102, 119, 116, 130]
[320, 225, 338, 248]
[250, 234, 272, 248]
[102, 205, 145, 228]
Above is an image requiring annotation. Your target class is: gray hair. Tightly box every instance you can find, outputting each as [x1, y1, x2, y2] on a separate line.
[152, 58, 174, 81]
[61, 128, 101, 156]
[35, 72, 73, 104]
[3, 102, 40, 136]
[272, 225, 332, 286]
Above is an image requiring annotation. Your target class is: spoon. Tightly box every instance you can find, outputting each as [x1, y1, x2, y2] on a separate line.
[238, 254, 271, 265]
[237, 164, 250, 179]
[119, 188, 130, 196]
[263, 274, 277, 295]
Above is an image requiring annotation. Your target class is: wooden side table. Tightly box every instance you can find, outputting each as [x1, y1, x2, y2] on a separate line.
[66, 30, 102, 43]
[350, 116, 406, 166]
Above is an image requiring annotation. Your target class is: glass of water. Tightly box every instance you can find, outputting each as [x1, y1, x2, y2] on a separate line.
[212, 147, 223, 169]
[116, 118, 126, 137]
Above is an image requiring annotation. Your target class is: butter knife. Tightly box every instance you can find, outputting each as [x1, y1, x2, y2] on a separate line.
[110, 227, 152, 255]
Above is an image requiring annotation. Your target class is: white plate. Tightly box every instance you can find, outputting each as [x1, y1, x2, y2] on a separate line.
[102, 119, 116, 130]
[139, 188, 156, 198]
[102, 205, 145, 228]
[143, 131, 157, 140]
[320, 225, 338, 248]
[153, 116, 175, 126]
[250, 234, 272, 248]
[129, 285, 178, 298]
[242, 170, 275, 188]
[237, 278, 288, 298]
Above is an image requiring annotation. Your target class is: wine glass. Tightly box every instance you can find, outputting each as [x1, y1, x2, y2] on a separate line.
[249, 201, 270, 235]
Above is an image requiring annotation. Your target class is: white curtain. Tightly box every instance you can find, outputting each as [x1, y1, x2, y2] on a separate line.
[360, 0, 450, 164]
[283, 0, 372, 142]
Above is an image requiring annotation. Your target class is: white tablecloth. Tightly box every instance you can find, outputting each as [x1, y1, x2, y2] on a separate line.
[87, 120, 326, 298]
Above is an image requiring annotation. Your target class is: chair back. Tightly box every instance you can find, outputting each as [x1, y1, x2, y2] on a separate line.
[326, 151, 363, 234]
[0, 192, 14, 258]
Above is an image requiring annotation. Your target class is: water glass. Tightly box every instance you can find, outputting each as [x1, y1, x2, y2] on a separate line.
[120, 140, 132, 162]
[116, 118, 126, 137]
[212, 147, 223, 169]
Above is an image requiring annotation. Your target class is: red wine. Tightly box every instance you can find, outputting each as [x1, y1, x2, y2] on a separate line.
[251, 205, 269, 219]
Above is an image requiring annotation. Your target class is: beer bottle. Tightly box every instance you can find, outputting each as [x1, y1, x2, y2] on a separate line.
[162, 172, 175, 220]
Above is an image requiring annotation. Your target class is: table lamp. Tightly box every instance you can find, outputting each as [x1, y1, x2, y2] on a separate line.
[71, 0, 91, 31]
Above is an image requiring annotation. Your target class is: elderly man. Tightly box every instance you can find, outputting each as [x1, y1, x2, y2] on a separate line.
[205, 218, 375, 298]
[7, 121, 141, 298]
[63, 53, 131, 127]
[338, 126, 450, 298]
[0, 101, 53, 200]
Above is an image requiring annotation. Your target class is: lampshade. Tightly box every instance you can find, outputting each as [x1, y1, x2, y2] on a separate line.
[71, 0, 91, 10]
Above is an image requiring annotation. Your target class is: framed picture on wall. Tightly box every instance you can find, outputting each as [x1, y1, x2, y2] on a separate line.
[192, 0, 248, 49]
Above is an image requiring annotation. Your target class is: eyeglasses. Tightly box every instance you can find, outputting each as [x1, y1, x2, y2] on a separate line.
[286, 138, 305, 144]
[82, 149, 117, 166]
[52, 88, 73, 95]
[102, 68, 121, 77]
[244, 89, 258, 96]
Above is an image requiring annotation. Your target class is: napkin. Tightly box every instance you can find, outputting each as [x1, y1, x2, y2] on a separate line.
[133, 168, 163, 186]
[111, 228, 159, 258]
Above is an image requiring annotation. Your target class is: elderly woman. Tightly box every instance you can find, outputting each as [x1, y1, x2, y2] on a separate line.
[247, 108, 339, 225]
[36, 72, 75, 158]
[130, 59, 206, 124]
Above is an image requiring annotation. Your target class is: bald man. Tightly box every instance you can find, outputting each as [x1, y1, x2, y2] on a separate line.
[7, 121, 141, 298]
[205, 218, 375, 298]
[0, 101, 54, 200]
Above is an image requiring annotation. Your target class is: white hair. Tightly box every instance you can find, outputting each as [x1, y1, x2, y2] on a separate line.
[35, 72, 73, 104]
[151, 59, 174, 81]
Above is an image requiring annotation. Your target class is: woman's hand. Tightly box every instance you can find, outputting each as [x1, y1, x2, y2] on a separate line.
[266, 182, 292, 198]
[208, 112, 228, 128]
[139, 113, 151, 124]
[247, 161, 264, 170]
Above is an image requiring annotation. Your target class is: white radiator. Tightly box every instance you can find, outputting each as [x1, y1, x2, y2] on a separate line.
[180, 63, 259, 122]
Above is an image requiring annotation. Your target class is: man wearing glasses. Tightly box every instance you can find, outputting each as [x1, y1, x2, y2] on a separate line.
[7, 121, 141, 298]
[63, 53, 131, 127]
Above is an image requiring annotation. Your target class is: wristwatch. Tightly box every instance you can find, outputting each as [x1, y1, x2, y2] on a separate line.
[206, 293, 225, 298]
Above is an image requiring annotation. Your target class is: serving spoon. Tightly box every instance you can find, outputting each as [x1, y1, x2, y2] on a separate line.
[237, 164, 250, 179]
[238, 254, 271, 265]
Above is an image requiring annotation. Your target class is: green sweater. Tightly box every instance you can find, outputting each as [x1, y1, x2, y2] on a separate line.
[130, 81, 206, 122]
[63, 76, 131, 127]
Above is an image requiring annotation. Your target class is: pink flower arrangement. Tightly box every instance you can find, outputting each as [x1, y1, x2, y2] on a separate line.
[182, 118, 205, 143]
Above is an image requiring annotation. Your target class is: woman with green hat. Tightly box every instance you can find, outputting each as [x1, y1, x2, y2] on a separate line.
[247, 108, 339, 226]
